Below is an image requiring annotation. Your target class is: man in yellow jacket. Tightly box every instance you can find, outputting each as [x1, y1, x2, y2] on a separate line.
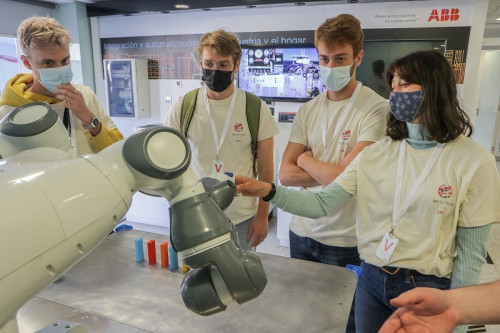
[0, 16, 123, 155]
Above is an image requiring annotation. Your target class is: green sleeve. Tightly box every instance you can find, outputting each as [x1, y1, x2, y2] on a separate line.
[451, 224, 491, 333]
[271, 182, 353, 219]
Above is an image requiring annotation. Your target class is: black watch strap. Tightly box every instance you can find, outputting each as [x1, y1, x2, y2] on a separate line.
[262, 182, 276, 202]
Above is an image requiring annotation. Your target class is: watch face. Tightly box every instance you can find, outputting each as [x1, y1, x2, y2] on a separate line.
[85, 117, 100, 129]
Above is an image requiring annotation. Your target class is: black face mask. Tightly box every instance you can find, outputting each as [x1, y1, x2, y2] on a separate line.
[202, 69, 234, 92]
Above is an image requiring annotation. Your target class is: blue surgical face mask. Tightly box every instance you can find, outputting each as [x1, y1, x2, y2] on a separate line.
[389, 90, 424, 122]
[32, 64, 73, 93]
[319, 61, 355, 91]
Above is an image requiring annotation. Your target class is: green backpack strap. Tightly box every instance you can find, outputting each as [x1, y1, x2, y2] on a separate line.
[245, 92, 261, 178]
[180, 88, 200, 137]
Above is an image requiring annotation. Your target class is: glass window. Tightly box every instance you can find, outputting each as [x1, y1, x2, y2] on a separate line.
[0, 36, 22, 88]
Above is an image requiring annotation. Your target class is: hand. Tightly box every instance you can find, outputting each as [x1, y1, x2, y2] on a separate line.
[297, 150, 313, 169]
[55, 83, 95, 125]
[235, 175, 272, 198]
[248, 215, 269, 247]
[378, 288, 459, 333]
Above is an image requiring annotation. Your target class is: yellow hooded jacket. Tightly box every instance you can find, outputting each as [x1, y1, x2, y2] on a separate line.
[0, 74, 123, 153]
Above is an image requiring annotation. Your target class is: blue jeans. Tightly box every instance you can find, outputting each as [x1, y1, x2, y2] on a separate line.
[289, 230, 360, 333]
[235, 216, 256, 252]
[289, 230, 361, 266]
[355, 261, 451, 333]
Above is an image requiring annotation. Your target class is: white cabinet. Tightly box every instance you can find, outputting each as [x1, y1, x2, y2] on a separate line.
[103, 59, 150, 118]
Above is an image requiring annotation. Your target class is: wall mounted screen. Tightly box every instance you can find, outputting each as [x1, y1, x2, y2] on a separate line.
[237, 46, 326, 102]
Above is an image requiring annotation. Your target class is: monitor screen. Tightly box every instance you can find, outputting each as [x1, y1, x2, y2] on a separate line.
[237, 40, 446, 102]
[237, 46, 327, 102]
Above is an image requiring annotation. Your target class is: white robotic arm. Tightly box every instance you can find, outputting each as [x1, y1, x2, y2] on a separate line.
[0, 102, 267, 333]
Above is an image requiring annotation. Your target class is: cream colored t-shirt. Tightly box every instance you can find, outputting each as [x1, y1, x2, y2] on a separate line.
[166, 87, 279, 224]
[336, 136, 500, 277]
[288, 85, 388, 246]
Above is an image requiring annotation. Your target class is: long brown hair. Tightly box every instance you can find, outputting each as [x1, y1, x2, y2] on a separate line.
[386, 50, 473, 142]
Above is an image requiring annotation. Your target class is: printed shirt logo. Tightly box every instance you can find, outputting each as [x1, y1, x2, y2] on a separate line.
[438, 184, 453, 198]
[341, 130, 351, 141]
[234, 123, 244, 132]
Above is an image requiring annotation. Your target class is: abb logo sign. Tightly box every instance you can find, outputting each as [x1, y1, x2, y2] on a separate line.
[428, 8, 460, 21]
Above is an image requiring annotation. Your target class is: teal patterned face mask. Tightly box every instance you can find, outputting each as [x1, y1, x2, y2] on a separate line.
[389, 90, 423, 122]
[32, 64, 73, 93]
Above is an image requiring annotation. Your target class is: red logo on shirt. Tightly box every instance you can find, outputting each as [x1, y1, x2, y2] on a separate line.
[438, 184, 453, 198]
[234, 123, 244, 132]
[341, 130, 351, 141]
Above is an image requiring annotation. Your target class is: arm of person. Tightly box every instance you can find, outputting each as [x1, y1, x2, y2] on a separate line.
[449, 224, 491, 333]
[378, 280, 500, 333]
[235, 176, 353, 220]
[297, 140, 374, 185]
[91, 126, 124, 151]
[55, 83, 124, 151]
[55, 83, 103, 135]
[380, 225, 493, 333]
[247, 137, 274, 247]
[279, 142, 320, 187]
[379, 287, 461, 333]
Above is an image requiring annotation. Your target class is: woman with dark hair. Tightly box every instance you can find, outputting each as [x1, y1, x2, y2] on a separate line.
[235, 50, 500, 333]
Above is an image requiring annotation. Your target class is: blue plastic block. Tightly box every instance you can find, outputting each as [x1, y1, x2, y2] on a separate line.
[169, 245, 178, 269]
[135, 238, 144, 262]
[346, 264, 363, 277]
[115, 224, 133, 232]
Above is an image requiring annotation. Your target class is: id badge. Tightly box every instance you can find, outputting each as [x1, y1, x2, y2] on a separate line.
[374, 233, 399, 263]
[212, 160, 224, 174]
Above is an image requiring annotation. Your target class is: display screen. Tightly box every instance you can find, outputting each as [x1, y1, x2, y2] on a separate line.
[237, 46, 327, 102]
[237, 40, 446, 102]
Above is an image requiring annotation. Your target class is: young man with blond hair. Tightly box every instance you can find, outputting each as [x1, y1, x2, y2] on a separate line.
[165, 29, 279, 251]
[0, 16, 123, 155]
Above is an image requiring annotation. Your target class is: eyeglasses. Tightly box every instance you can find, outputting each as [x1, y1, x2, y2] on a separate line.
[202, 61, 233, 71]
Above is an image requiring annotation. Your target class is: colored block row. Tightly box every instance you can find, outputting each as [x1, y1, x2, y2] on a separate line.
[135, 238, 189, 271]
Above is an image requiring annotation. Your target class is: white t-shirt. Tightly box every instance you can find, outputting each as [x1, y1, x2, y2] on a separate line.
[288, 85, 388, 246]
[166, 87, 279, 224]
[0, 84, 119, 156]
[336, 136, 500, 277]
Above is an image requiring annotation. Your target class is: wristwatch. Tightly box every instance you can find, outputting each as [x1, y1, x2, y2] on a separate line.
[83, 116, 100, 130]
[263, 182, 276, 202]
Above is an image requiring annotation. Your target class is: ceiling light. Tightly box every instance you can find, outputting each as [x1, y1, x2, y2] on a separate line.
[175, 4, 189, 9]
[496, 18, 500, 21]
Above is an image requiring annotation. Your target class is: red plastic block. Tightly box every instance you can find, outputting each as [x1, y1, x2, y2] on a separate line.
[147, 240, 156, 265]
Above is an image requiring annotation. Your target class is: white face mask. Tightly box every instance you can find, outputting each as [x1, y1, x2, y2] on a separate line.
[31, 63, 73, 93]
[319, 60, 355, 91]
